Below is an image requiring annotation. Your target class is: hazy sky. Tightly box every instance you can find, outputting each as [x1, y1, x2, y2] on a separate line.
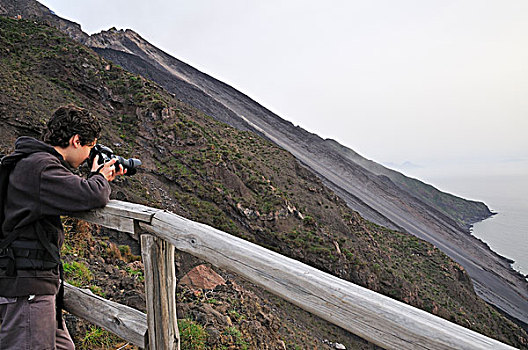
[39, 0, 528, 169]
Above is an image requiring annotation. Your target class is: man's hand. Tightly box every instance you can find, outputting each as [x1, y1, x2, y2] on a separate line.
[91, 155, 127, 181]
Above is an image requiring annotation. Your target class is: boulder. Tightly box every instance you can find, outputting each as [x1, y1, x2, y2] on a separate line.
[180, 264, 226, 290]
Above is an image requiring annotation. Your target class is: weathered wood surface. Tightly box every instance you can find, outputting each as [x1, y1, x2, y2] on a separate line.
[63, 283, 147, 348]
[75, 200, 516, 350]
[141, 234, 180, 350]
[71, 200, 157, 234]
[139, 210, 517, 350]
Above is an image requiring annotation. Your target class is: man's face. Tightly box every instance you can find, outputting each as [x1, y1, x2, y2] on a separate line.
[70, 136, 96, 168]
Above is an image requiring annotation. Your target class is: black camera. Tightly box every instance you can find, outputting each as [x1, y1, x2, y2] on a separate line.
[89, 144, 141, 176]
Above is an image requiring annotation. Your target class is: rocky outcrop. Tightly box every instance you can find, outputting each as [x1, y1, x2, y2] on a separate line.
[0, 0, 88, 42]
[180, 264, 226, 290]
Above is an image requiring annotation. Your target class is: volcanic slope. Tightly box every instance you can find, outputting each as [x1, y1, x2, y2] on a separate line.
[2, 0, 528, 329]
[0, 16, 527, 348]
[81, 19, 527, 324]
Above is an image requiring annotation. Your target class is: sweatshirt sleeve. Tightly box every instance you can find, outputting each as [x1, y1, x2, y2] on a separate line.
[39, 161, 111, 216]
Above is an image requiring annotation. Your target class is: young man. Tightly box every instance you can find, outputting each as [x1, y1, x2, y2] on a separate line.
[0, 105, 125, 349]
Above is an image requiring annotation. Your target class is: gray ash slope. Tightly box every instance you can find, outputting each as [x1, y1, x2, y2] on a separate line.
[4, 0, 527, 326]
[86, 30, 528, 326]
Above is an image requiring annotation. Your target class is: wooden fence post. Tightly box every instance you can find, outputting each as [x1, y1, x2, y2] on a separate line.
[140, 234, 180, 350]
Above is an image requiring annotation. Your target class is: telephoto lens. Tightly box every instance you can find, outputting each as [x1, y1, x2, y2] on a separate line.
[88, 144, 141, 176]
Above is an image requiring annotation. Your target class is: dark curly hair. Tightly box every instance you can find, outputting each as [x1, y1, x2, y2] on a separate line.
[43, 105, 101, 147]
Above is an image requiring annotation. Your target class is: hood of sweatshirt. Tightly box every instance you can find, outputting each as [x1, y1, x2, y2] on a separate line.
[2, 137, 65, 168]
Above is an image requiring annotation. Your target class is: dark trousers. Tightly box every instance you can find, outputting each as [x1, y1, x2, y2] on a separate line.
[0, 295, 74, 350]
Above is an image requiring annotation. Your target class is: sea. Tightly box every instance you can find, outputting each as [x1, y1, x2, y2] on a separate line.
[394, 159, 528, 278]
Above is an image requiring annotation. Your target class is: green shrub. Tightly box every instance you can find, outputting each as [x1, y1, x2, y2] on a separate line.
[178, 319, 207, 350]
[224, 326, 248, 349]
[302, 215, 316, 226]
[63, 261, 93, 287]
[78, 326, 119, 350]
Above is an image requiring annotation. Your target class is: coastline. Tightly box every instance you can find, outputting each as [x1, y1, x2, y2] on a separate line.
[400, 164, 528, 328]
[470, 211, 528, 280]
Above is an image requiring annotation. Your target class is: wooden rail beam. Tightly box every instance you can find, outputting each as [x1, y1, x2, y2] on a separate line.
[70, 200, 158, 235]
[70, 201, 518, 350]
[139, 210, 517, 350]
[63, 283, 148, 348]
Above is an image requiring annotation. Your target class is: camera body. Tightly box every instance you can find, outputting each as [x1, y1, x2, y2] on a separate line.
[89, 144, 141, 176]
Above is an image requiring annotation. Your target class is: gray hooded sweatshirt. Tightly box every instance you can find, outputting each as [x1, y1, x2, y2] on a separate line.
[0, 136, 110, 297]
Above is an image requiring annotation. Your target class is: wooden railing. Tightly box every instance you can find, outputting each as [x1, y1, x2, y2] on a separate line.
[64, 200, 517, 350]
